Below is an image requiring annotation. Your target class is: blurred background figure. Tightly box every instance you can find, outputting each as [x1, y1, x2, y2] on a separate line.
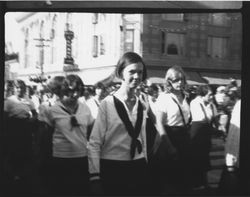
[214, 86, 230, 139]
[189, 85, 218, 192]
[86, 82, 106, 120]
[3, 79, 38, 195]
[218, 99, 241, 195]
[85, 82, 107, 139]
[148, 84, 159, 115]
[215, 86, 227, 107]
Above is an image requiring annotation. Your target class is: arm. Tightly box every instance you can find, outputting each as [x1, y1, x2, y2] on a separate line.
[155, 110, 177, 155]
[87, 101, 107, 181]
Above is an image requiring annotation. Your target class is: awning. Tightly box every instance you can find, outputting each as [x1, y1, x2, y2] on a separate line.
[185, 71, 207, 85]
[200, 72, 241, 86]
[78, 66, 116, 85]
[147, 69, 206, 85]
[98, 72, 121, 87]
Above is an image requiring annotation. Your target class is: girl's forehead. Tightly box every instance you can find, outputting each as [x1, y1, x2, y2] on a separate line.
[124, 62, 144, 71]
[171, 71, 182, 78]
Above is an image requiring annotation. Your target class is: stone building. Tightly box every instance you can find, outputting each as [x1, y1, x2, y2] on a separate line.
[6, 12, 130, 85]
[5, 12, 242, 86]
[142, 13, 242, 85]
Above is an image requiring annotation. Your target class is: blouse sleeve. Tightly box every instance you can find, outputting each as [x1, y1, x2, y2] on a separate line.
[87, 99, 108, 181]
[84, 102, 95, 126]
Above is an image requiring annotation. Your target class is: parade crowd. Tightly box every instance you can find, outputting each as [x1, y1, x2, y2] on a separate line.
[3, 52, 241, 196]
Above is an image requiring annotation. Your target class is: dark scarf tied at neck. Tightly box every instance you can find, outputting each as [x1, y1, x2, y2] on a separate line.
[113, 96, 143, 159]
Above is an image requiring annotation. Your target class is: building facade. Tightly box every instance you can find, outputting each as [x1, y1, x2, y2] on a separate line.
[5, 12, 242, 86]
[7, 12, 139, 85]
[142, 13, 242, 85]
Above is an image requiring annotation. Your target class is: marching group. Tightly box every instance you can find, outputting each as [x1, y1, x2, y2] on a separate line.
[3, 52, 241, 196]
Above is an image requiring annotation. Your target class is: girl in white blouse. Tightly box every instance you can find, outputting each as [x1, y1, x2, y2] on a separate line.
[154, 65, 192, 194]
[189, 85, 218, 189]
[42, 75, 94, 195]
[88, 52, 150, 195]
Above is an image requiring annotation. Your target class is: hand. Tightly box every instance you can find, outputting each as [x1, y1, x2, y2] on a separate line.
[90, 180, 104, 195]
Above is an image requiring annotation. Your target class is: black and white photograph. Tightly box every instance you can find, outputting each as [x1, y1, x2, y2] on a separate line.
[1, 1, 249, 196]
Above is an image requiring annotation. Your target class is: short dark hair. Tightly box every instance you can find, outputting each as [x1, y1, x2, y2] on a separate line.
[16, 80, 27, 92]
[48, 76, 66, 96]
[115, 52, 147, 81]
[66, 74, 84, 91]
[49, 75, 85, 97]
[196, 85, 212, 97]
[95, 82, 105, 90]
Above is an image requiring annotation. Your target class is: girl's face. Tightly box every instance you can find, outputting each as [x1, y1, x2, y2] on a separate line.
[61, 82, 81, 104]
[168, 72, 185, 91]
[121, 62, 144, 90]
[15, 84, 25, 98]
[204, 90, 214, 104]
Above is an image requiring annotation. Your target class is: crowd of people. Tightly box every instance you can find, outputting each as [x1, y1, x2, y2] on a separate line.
[3, 51, 241, 196]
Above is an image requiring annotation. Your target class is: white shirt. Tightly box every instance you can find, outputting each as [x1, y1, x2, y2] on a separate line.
[45, 101, 94, 158]
[87, 95, 148, 179]
[86, 97, 101, 119]
[155, 92, 191, 126]
[190, 96, 217, 123]
[225, 100, 241, 167]
[31, 95, 40, 113]
[149, 96, 158, 116]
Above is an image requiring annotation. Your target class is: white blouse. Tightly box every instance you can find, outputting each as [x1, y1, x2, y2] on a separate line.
[155, 92, 191, 126]
[190, 96, 217, 123]
[87, 95, 148, 180]
[44, 101, 94, 158]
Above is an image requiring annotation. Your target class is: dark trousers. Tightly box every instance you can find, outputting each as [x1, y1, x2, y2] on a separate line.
[100, 158, 149, 195]
[149, 126, 192, 195]
[3, 117, 39, 196]
[46, 156, 90, 196]
[189, 122, 212, 187]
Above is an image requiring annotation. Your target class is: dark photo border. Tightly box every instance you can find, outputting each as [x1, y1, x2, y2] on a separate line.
[0, 1, 249, 196]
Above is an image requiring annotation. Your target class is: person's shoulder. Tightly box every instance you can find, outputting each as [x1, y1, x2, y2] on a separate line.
[190, 96, 200, 104]
[98, 95, 114, 109]
[78, 100, 92, 110]
[48, 101, 61, 112]
[6, 95, 17, 102]
[157, 92, 171, 100]
[102, 95, 113, 102]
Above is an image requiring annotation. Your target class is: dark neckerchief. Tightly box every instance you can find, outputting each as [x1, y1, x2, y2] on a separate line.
[113, 96, 143, 159]
[93, 98, 100, 107]
[59, 102, 80, 128]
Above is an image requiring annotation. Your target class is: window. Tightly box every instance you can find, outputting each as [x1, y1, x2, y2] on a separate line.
[208, 13, 231, 26]
[39, 20, 44, 38]
[50, 14, 57, 39]
[207, 36, 228, 59]
[92, 13, 98, 24]
[24, 28, 29, 68]
[162, 14, 184, 21]
[163, 32, 186, 56]
[92, 35, 98, 57]
[100, 35, 105, 55]
[51, 15, 57, 64]
[124, 29, 134, 52]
